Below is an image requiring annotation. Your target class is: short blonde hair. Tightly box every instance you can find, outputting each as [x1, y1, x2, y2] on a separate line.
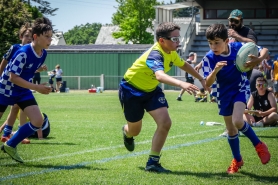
[55, 64, 60, 68]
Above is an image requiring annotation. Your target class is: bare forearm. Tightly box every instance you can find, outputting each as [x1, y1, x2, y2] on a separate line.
[179, 62, 203, 80]
[10, 74, 38, 91]
[235, 35, 255, 43]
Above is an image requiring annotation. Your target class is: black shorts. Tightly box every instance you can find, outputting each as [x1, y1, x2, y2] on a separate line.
[119, 85, 168, 122]
[56, 77, 62, 82]
[49, 79, 54, 85]
[186, 77, 194, 84]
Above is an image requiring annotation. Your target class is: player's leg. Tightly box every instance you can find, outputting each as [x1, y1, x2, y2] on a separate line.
[234, 101, 271, 165]
[145, 107, 171, 173]
[3, 98, 42, 163]
[1, 105, 20, 142]
[145, 89, 171, 173]
[177, 89, 185, 101]
[225, 115, 243, 174]
[243, 113, 256, 126]
[119, 86, 143, 152]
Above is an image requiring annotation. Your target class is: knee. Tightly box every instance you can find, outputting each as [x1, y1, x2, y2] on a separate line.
[31, 118, 44, 127]
[159, 119, 172, 132]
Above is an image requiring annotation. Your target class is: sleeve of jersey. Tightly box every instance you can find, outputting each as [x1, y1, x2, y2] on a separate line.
[202, 56, 212, 78]
[9, 52, 27, 75]
[3, 45, 14, 61]
[146, 50, 164, 72]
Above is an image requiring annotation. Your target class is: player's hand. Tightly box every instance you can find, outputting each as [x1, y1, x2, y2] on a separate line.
[180, 82, 199, 95]
[35, 83, 52, 94]
[194, 62, 202, 72]
[214, 61, 227, 73]
[245, 55, 261, 68]
[41, 64, 48, 71]
[253, 110, 263, 117]
[228, 29, 239, 38]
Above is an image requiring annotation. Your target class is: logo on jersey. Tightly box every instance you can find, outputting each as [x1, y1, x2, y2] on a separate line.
[169, 61, 173, 67]
[264, 100, 268, 106]
[158, 97, 166, 104]
[27, 64, 33, 68]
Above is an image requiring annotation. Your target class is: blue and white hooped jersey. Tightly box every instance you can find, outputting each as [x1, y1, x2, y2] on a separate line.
[0, 44, 47, 97]
[202, 42, 263, 104]
[2, 44, 22, 61]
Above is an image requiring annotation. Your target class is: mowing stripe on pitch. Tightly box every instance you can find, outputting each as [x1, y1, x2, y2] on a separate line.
[0, 127, 272, 181]
[0, 128, 224, 166]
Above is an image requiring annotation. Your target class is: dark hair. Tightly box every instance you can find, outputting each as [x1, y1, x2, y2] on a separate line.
[206, 24, 228, 41]
[32, 17, 53, 38]
[156, 22, 180, 41]
[200, 88, 205, 93]
[256, 76, 267, 84]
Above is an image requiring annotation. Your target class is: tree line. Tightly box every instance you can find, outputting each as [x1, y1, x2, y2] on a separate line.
[1, 0, 198, 55]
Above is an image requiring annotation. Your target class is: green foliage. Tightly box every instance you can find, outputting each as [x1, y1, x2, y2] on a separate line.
[0, 0, 32, 56]
[22, 0, 58, 16]
[63, 23, 102, 45]
[112, 0, 160, 44]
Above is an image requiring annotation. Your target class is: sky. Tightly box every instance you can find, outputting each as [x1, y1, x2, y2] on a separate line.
[37, 0, 173, 33]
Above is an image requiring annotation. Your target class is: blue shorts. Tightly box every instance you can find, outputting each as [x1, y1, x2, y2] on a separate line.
[119, 85, 168, 122]
[218, 91, 249, 116]
[0, 90, 35, 112]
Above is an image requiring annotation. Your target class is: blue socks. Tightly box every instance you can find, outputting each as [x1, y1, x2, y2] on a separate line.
[239, 122, 260, 146]
[228, 134, 241, 162]
[7, 122, 39, 148]
[3, 125, 13, 137]
[147, 155, 160, 165]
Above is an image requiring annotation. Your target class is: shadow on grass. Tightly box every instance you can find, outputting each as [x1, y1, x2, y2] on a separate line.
[240, 171, 278, 183]
[138, 167, 277, 182]
[24, 163, 108, 171]
[28, 142, 77, 145]
[138, 167, 226, 177]
[255, 135, 278, 139]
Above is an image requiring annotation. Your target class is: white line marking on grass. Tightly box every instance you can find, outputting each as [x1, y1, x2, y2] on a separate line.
[0, 128, 272, 182]
[0, 128, 223, 166]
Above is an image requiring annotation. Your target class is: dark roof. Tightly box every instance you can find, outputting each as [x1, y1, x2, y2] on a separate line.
[47, 44, 153, 53]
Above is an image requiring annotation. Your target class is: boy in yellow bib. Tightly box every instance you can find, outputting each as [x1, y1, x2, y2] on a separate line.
[119, 22, 206, 173]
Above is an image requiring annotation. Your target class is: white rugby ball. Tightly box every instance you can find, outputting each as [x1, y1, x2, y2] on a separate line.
[235, 42, 258, 72]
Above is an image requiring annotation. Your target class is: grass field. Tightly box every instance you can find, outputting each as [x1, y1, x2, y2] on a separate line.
[0, 91, 277, 185]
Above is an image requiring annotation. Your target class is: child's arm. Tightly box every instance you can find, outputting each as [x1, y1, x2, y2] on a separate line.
[0, 59, 8, 75]
[37, 128, 44, 140]
[10, 73, 51, 94]
[205, 61, 227, 87]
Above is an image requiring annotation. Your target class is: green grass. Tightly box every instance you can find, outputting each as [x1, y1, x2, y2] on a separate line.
[0, 91, 277, 185]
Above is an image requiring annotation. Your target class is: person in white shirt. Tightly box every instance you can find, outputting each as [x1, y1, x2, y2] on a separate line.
[55, 64, 63, 93]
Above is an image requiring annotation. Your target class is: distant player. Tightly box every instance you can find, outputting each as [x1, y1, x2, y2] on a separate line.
[202, 24, 270, 174]
[0, 17, 53, 163]
[48, 70, 56, 92]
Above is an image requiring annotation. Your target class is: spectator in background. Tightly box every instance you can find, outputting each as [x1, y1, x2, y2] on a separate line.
[33, 71, 41, 85]
[243, 77, 278, 127]
[177, 52, 197, 101]
[227, 9, 257, 80]
[262, 52, 274, 89]
[271, 56, 278, 102]
[55, 64, 63, 93]
[48, 70, 56, 92]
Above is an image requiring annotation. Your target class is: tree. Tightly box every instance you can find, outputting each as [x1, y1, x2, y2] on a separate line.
[22, 0, 58, 16]
[0, 0, 32, 56]
[64, 23, 102, 45]
[112, 0, 161, 44]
